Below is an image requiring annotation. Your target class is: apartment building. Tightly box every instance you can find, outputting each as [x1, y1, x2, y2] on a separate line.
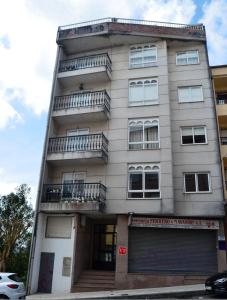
[27, 18, 226, 295]
[211, 65, 227, 251]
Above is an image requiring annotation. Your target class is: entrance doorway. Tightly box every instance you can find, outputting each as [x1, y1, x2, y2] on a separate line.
[93, 224, 116, 270]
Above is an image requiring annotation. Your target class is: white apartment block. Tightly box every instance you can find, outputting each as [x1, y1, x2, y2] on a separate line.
[27, 18, 226, 295]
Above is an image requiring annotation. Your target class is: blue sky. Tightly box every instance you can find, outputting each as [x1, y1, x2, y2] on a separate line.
[0, 0, 227, 206]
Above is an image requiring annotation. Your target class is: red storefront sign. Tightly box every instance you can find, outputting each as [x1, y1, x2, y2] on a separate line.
[130, 217, 219, 230]
[119, 246, 127, 255]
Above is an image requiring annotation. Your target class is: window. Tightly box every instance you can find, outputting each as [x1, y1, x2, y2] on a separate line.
[67, 128, 89, 136]
[181, 126, 207, 144]
[62, 172, 85, 199]
[184, 173, 210, 193]
[128, 164, 160, 198]
[176, 50, 199, 65]
[178, 86, 203, 103]
[8, 274, 22, 282]
[129, 78, 158, 106]
[129, 119, 159, 150]
[46, 216, 72, 238]
[129, 45, 157, 68]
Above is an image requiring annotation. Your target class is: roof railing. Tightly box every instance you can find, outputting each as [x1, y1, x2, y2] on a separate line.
[58, 17, 204, 32]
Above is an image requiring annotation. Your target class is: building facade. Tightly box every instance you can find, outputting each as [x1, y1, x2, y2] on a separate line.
[211, 65, 227, 252]
[27, 18, 226, 295]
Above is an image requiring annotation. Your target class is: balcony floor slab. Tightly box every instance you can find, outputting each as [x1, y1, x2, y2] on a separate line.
[40, 201, 104, 213]
[57, 66, 111, 88]
[46, 151, 107, 166]
[52, 107, 109, 125]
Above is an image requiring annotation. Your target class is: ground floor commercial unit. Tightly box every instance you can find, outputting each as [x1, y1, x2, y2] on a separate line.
[28, 213, 227, 294]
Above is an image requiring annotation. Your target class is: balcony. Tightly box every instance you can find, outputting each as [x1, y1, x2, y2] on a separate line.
[56, 18, 205, 54]
[220, 137, 227, 158]
[40, 183, 106, 213]
[46, 133, 108, 165]
[57, 53, 111, 88]
[52, 90, 110, 124]
[216, 96, 227, 127]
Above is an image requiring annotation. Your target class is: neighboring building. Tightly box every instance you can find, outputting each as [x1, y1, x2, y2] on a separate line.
[211, 65, 227, 251]
[27, 18, 226, 295]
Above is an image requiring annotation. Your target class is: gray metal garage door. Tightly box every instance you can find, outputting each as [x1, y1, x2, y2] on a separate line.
[128, 227, 217, 274]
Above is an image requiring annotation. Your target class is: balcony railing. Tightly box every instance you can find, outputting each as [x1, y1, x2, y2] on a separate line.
[41, 183, 106, 203]
[48, 133, 108, 154]
[58, 17, 205, 32]
[58, 53, 111, 74]
[217, 99, 227, 105]
[53, 90, 110, 112]
[221, 137, 227, 145]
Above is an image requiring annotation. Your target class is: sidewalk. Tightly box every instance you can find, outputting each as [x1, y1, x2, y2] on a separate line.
[26, 284, 206, 300]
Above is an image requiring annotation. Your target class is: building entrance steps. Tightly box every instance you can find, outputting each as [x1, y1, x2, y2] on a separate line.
[26, 283, 205, 300]
[72, 270, 115, 292]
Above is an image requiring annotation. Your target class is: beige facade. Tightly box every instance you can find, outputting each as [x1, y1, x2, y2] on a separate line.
[211, 65, 227, 255]
[28, 19, 226, 295]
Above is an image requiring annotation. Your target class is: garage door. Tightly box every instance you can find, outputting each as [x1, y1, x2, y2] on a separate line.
[128, 227, 217, 274]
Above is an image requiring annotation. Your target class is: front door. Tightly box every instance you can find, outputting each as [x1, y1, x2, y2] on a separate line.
[38, 252, 55, 293]
[93, 224, 116, 270]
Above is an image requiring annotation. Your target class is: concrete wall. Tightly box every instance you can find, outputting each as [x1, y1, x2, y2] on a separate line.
[168, 41, 224, 217]
[73, 216, 92, 282]
[46, 40, 175, 215]
[39, 215, 76, 293]
[30, 213, 45, 294]
[44, 39, 224, 218]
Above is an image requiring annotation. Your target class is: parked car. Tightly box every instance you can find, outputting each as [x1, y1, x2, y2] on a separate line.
[0, 273, 26, 299]
[205, 270, 227, 295]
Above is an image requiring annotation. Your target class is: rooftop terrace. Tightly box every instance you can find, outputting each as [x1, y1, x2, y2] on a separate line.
[57, 17, 205, 42]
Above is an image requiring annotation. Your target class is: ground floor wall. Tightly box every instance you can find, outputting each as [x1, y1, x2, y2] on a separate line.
[115, 215, 227, 290]
[29, 213, 76, 294]
[29, 213, 227, 294]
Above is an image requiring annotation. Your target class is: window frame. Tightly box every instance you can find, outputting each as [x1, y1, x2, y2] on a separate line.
[178, 85, 204, 103]
[45, 216, 72, 239]
[128, 118, 160, 150]
[128, 78, 159, 106]
[128, 164, 161, 199]
[181, 126, 207, 145]
[129, 44, 157, 69]
[176, 50, 199, 65]
[184, 172, 211, 193]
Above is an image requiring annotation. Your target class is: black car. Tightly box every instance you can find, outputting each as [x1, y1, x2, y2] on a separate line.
[205, 270, 227, 295]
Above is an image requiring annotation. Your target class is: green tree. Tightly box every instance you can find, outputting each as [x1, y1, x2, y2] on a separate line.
[0, 184, 34, 272]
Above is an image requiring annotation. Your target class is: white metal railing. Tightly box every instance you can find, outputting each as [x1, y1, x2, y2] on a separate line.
[58, 53, 111, 73]
[54, 90, 110, 112]
[48, 133, 108, 154]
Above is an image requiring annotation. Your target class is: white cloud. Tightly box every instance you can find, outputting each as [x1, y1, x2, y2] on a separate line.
[143, 0, 196, 24]
[0, 0, 146, 129]
[200, 0, 227, 65]
[0, 89, 22, 129]
[0, 0, 56, 117]
[0, 0, 226, 130]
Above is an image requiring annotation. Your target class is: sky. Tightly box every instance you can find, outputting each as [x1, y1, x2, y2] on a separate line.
[0, 0, 227, 206]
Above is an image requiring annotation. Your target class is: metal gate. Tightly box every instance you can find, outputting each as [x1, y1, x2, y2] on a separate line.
[128, 228, 217, 274]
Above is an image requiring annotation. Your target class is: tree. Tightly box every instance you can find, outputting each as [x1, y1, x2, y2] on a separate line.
[0, 184, 34, 272]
